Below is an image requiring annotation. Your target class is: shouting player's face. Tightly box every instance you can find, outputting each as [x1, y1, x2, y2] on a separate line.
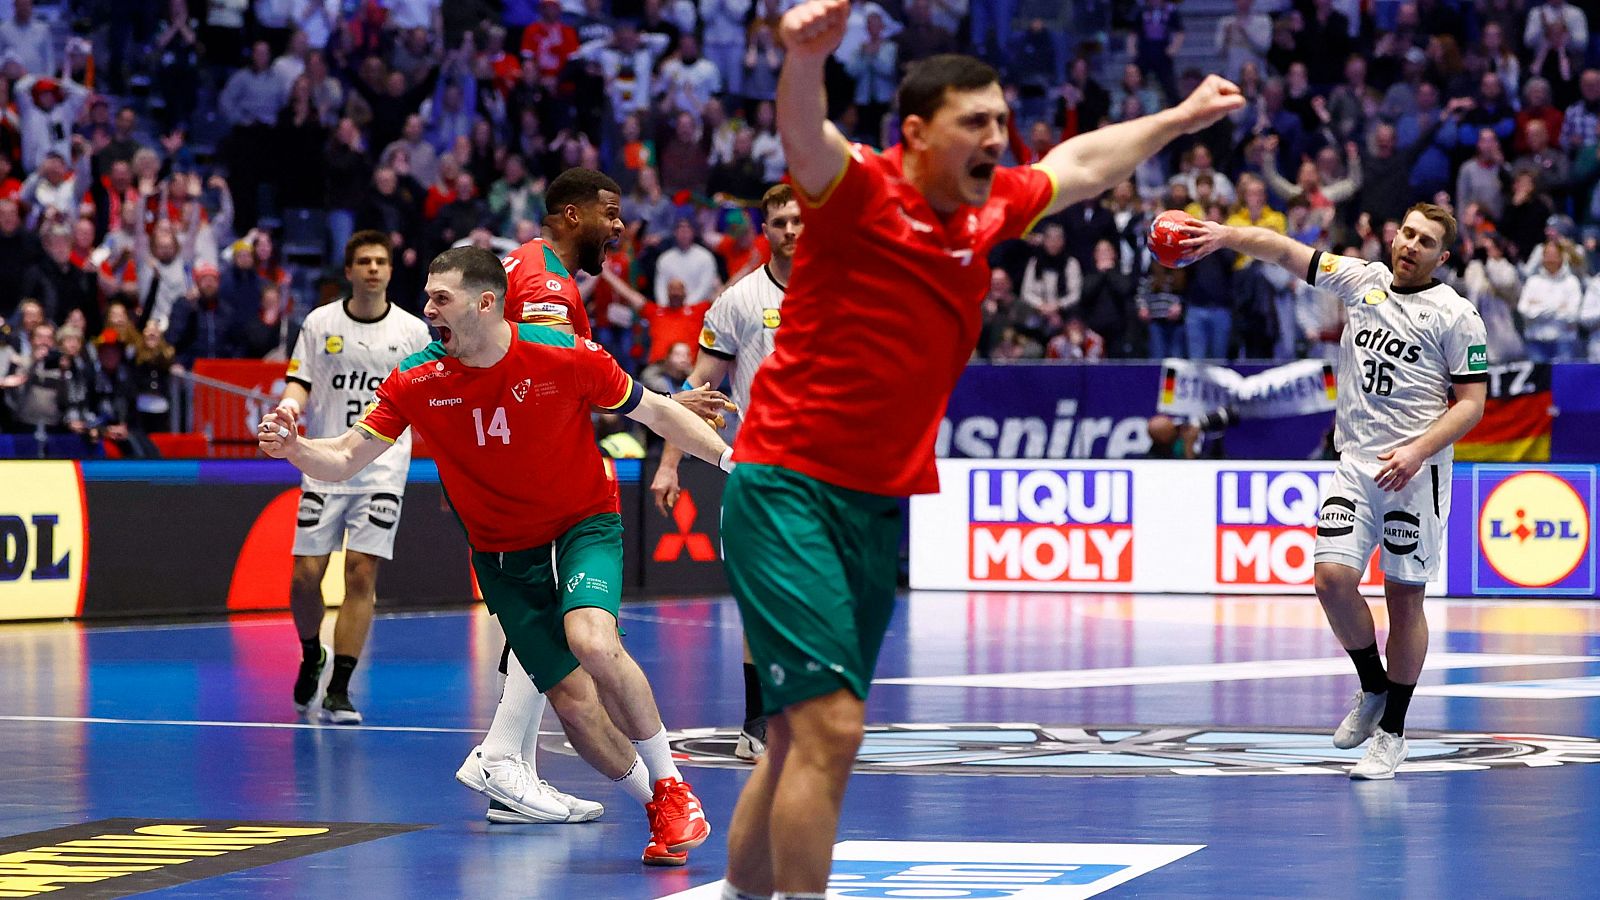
[423, 269, 496, 357]
[576, 189, 625, 275]
[762, 200, 803, 262]
[1390, 211, 1450, 287]
[908, 82, 1009, 212]
[346, 243, 392, 300]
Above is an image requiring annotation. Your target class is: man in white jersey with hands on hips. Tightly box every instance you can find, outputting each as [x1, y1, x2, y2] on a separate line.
[1181, 202, 1488, 779]
[279, 230, 433, 724]
[649, 183, 802, 762]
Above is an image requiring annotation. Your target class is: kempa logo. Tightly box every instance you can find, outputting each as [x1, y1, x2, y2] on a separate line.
[653, 489, 717, 562]
[641, 724, 1600, 778]
[428, 397, 463, 407]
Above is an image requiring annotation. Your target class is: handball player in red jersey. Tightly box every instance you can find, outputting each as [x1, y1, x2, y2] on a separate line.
[713, 2, 1247, 898]
[260, 247, 736, 867]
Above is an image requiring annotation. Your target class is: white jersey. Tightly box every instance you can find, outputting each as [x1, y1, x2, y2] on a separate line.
[698, 263, 785, 442]
[287, 300, 433, 495]
[1307, 252, 1490, 464]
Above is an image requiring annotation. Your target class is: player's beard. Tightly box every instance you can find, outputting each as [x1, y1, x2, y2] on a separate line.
[578, 238, 605, 275]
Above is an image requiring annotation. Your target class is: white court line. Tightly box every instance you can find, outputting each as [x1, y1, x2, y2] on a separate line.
[1417, 676, 1600, 699]
[0, 714, 569, 736]
[874, 653, 1597, 691]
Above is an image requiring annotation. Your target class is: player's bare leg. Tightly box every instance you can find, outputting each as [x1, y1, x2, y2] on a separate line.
[564, 606, 710, 860]
[544, 666, 639, 778]
[290, 554, 332, 713]
[1382, 580, 1428, 684]
[333, 550, 379, 658]
[1313, 561, 1376, 650]
[768, 689, 864, 894]
[724, 712, 788, 896]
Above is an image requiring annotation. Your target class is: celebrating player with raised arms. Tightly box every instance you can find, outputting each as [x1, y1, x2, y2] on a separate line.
[1180, 202, 1488, 779]
[260, 247, 735, 867]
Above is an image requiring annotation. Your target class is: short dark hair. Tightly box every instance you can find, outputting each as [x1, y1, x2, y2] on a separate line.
[1405, 201, 1458, 248]
[546, 167, 622, 216]
[761, 183, 795, 215]
[344, 230, 391, 269]
[429, 246, 508, 305]
[896, 54, 1000, 123]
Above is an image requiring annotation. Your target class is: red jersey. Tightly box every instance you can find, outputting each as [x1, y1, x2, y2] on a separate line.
[357, 323, 643, 551]
[502, 238, 592, 338]
[521, 21, 579, 81]
[643, 301, 710, 362]
[737, 144, 1057, 496]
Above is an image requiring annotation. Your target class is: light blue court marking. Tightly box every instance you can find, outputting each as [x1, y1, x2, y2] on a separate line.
[1238, 745, 1457, 761]
[863, 730, 1041, 743]
[980, 753, 1211, 767]
[857, 745, 962, 758]
[1097, 730, 1143, 741]
[1188, 731, 1340, 744]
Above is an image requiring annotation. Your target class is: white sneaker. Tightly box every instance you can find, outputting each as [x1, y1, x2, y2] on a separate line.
[481, 753, 571, 823]
[1349, 728, 1408, 780]
[456, 746, 603, 823]
[1333, 691, 1387, 749]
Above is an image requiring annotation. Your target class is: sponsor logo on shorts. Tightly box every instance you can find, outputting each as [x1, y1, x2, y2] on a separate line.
[967, 468, 1133, 583]
[428, 397, 463, 407]
[1475, 468, 1596, 594]
[367, 493, 401, 530]
[1382, 510, 1422, 555]
[655, 723, 1600, 778]
[297, 492, 325, 528]
[0, 819, 425, 899]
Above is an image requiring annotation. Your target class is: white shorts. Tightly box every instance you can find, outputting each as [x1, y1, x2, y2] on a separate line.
[292, 491, 404, 560]
[1314, 456, 1450, 584]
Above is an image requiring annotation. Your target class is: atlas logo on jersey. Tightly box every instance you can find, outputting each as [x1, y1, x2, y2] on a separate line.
[1475, 468, 1595, 593]
[968, 468, 1133, 583]
[1353, 327, 1422, 363]
[1216, 470, 1379, 586]
[330, 371, 385, 393]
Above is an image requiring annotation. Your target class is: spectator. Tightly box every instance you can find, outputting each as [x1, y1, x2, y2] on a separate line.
[229, 282, 293, 359]
[1138, 263, 1186, 359]
[977, 269, 1037, 359]
[1462, 73, 1518, 152]
[1056, 56, 1111, 137]
[1559, 69, 1600, 154]
[1519, 240, 1584, 360]
[136, 223, 193, 331]
[1079, 239, 1136, 358]
[1046, 316, 1105, 361]
[594, 21, 669, 125]
[653, 218, 721, 306]
[706, 129, 768, 205]
[273, 77, 329, 211]
[353, 59, 442, 154]
[423, 50, 477, 154]
[128, 319, 177, 435]
[356, 166, 424, 270]
[0, 0, 54, 77]
[21, 224, 96, 330]
[489, 154, 544, 237]
[700, 0, 750, 97]
[1184, 202, 1236, 360]
[1216, 0, 1270, 83]
[897, 0, 957, 78]
[218, 240, 263, 321]
[1297, 0, 1353, 88]
[658, 111, 711, 197]
[741, 19, 783, 106]
[21, 149, 89, 229]
[9, 322, 65, 433]
[15, 74, 91, 173]
[657, 34, 723, 123]
[1514, 119, 1572, 200]
[153, 0, 202, 130]
[1464, 235, 1528, 363]
[1501, 171, 1557, 258]
[639, 340, 694, 395]
[1110, 64, 1164, 123]
[844, 12, 897, 141]
[384, 114, 442, 191]
[523, 0, 579, 83]
[1127, 0, 1183, 103]
[624, 166, 676, 248]
[1326, 55, 1377, 143]
[1226, 174, 1287, 268]
[166, 262, 235, 365]
[1456, 128, 1511, 221]
[1526, 0, 1589, 57]
[605, 271, 714, 364]
[272, 28, 311, 91]
[1020, 222, 1080, 323]
[428, 171, 487, 255]
[324, 119, 372, 263]
[1581, 276, 1600, 361]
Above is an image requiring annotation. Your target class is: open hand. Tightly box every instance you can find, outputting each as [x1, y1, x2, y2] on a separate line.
[673, 382, 737, 429]
[1375, 443, 1426, 492]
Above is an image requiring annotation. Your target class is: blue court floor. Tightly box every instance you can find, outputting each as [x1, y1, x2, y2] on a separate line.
[3, 592, 1600, 899]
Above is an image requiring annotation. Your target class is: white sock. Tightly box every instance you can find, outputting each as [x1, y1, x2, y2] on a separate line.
[483, 653, 545, 770]
[721, 883, 769, 900]
[612, 754, 654, 805]
[632, 726, 683, 784]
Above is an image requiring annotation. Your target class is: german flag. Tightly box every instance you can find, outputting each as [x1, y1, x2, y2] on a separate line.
[1457, 363, 1553, 461]
[1160, 363, 1179, 406]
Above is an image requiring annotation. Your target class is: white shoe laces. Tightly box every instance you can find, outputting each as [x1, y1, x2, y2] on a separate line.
[490, 753, 533, 800]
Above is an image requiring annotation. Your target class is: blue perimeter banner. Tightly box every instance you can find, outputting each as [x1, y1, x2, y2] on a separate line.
[940, 362, 1600, 462]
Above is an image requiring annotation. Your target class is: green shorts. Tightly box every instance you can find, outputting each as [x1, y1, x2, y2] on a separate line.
[470, 512, 625, 692]
[721, 463, 901, 715]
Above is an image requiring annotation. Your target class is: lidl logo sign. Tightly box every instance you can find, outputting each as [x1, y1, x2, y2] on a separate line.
[665, 841, 1203, 899]
[968, 469, 1133, 583]
[1474, 467, 1596, 595]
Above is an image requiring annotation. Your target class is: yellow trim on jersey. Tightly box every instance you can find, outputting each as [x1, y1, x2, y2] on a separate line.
[795, 145, 859, 209]
[1022, 165, 1061, 237]
[596, 375, 639, 411]
[354, 420, 397, 445]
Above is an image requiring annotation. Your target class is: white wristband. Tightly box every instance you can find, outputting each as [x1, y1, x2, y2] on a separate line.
[718, 447, 735, 473]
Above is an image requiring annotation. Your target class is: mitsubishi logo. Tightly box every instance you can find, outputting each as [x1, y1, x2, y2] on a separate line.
[653, 490, 717, 562]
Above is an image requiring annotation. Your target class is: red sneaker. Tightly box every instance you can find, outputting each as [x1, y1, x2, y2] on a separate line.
[646, 777, 711, 852]
[640, 836, 688, 867]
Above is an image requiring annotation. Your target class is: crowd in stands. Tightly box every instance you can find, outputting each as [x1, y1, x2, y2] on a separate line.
[2, 0, 1600, 450]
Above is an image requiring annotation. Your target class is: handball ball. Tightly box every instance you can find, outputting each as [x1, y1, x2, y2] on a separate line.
[1150, 210, 1200, 268]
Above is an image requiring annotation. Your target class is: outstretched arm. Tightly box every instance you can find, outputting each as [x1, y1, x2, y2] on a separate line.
[1034, 75, 1246, 216]
[1178, 220, 1318, 284]
[651, 352, 736, 514]
[776, 0, 853, 200]
[627, 389, 732, 472]
[258, 406, 391, 481]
